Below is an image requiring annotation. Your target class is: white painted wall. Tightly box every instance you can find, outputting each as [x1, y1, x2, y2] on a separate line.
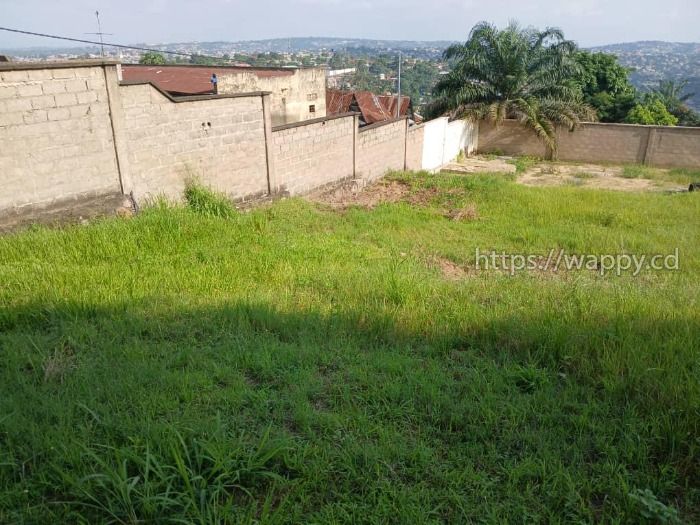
[421, 117, 448, 171]
[420, 117, 477, 171]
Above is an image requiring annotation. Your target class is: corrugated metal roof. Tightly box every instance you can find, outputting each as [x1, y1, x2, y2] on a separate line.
[122, 65, 294, 95]
[326, 89, 412, 125]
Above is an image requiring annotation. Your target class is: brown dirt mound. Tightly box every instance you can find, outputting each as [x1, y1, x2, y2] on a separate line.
[425, 255, 470, 280]
[308, 179, 440, 210]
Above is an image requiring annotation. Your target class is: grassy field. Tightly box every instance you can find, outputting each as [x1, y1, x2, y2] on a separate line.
[0, 171, 698, 523]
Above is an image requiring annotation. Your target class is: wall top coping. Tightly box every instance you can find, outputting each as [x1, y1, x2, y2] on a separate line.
[119, 80, 271, 103]
[271, 112, 360, 132]
[359, 116, 409, 133]
[0, 59, 119, 71]
[489, 118, 700, 133]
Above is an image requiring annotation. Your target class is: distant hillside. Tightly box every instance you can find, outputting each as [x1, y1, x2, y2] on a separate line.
[5, 36, 699, 110]
[588, 41, 700, 110]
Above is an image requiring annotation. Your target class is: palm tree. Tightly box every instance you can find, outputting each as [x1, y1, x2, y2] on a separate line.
[428, 22, 595, 154]
[652, 79, 694, 111]
[649, 79, 700, 127]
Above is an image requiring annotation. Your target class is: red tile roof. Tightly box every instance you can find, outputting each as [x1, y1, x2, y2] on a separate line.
[122, 65, 294, 95]
[326, 89, 413, 125]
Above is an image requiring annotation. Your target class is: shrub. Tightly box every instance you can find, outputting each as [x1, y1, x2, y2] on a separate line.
[625, 99, 678, 126]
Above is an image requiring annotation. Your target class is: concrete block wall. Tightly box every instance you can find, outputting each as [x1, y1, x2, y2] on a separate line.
[478, 119, 700, 169]
[640, 127, 700, 169]
[356, 119, 407, 182]
[478, 120, 548, 158]
[405, 124, 425, 171]
[271, 113, 356, 195]
[120, 83, 270, 202]
[0, 64, 122, 216]
[556, 123, 649, 164]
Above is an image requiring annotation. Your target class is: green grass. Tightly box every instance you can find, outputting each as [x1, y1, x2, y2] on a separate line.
[1, 173, 699, 523]
[622, 165, 698, 186]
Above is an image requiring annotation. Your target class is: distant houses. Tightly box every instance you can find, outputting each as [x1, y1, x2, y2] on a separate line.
[121, 64, 416, 128]
[121, 64, 326, 127]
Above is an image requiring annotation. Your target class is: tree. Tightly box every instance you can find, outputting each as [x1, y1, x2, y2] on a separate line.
[139, 52, 166, 65]
[189, 54, 216, 66]
[428, 22, 595, 153]
[651, 79, 699, 126]
[573, 51, 636, 122]
[625, 96, 678, 126]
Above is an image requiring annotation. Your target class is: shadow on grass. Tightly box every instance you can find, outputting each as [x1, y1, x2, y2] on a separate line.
[0, 299, 698, 523]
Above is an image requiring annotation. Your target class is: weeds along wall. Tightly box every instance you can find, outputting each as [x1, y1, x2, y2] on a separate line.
[478, 119, 700, 168]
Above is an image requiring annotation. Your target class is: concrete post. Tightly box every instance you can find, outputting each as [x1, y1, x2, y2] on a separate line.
[643, 127, 658, 166]
[261, 93, 276, 194]
[403, 117, 409, 171]
[103, 64, 134, 197]
[352, 113, 359, 178]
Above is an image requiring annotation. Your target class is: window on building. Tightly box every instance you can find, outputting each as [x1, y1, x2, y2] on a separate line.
[309, 104, 316, 113]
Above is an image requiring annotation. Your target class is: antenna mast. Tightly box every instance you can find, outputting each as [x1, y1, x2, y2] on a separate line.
[397, 50, 402, 118]
[85, 10, 113, 57]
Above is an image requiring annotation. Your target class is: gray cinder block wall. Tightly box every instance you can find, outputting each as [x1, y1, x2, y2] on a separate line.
[271, 113, 357, 195]
[0, 63, 123, 223]
[0, 60, 429, 228]
[120, 83, 271, 202]
[356, 119, 408, 182]
[478, 119, 700, 168]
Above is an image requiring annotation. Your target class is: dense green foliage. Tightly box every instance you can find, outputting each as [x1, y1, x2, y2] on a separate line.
[139, 51, 166, 65]
[625, 96, 679, 126]
[573, 51, 637, 122]
[429, 22, 595, 152]
[1, 172, 699, 523]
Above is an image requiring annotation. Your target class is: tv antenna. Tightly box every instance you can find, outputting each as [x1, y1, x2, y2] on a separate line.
[85, 10, 112, 57]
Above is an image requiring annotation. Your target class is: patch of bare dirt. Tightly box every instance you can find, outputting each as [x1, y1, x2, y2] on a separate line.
[443, 156, 687, 192]
[518, 163, 664, 192]
[308, 179, 441, 210]
[425, 255, 470, 280]
[442, 157, 517, 174]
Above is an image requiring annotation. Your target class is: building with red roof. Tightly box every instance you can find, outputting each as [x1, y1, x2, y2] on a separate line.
[326, 89, 415, 127]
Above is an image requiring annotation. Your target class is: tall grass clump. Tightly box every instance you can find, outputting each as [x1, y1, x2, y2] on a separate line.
[184, 180, 238, 219]
[53, 427, 291, 523]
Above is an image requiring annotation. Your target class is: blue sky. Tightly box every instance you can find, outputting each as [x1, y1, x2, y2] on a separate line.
[1, 0, 699, 49]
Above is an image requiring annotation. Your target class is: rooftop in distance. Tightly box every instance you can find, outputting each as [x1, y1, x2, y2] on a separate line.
[121, 64, 296, 96]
